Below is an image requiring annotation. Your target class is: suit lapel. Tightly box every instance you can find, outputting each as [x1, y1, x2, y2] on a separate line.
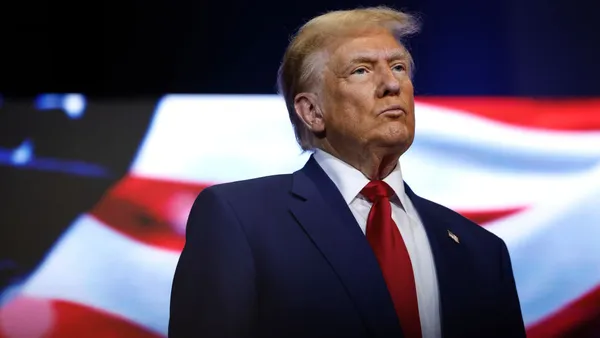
[289, 156, 403, 338]
[405, 183, 472, 338]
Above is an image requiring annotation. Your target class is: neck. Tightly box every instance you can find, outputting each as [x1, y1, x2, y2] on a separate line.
[318, 141, 401, 180]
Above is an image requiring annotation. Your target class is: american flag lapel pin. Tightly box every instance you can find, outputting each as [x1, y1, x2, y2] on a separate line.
[448, 230, 459, 244]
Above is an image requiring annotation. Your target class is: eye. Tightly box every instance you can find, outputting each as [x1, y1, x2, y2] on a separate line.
[392, 64, 406, 72]
[351, 67, 368, 75]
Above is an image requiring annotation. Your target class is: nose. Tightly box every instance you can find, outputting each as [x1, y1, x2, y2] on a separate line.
[376, 67, 401, 98]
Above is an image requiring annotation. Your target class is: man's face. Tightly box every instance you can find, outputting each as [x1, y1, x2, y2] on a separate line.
[319, 29, 415, 154]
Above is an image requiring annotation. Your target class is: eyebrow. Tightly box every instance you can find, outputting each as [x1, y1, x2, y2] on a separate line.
[347, 50, 408, 65]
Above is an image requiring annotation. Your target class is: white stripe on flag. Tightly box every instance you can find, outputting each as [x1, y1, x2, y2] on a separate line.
[129, 95, 600, 211]
[130, 95, 310, 184]
[18, 214, 179, 336]
[486, 162, 600, 325]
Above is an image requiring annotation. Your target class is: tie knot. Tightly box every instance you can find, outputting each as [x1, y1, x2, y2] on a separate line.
[360, 180, 395, 202]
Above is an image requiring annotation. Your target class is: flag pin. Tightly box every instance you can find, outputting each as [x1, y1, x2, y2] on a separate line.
[448, 230, 459, 244]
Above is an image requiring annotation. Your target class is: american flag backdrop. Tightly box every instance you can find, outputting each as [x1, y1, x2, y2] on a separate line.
[1, 95, 599, 337]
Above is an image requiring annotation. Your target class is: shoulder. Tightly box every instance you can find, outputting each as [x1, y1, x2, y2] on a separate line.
[185, 174, 294, 239]
[413, 192, 507, 248]
[414, 194, 516, 279]
[193, 174, 293, 209]
[207, 174, 292, 196]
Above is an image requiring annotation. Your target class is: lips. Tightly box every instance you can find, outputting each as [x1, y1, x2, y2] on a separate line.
[379, 105, 405, 116]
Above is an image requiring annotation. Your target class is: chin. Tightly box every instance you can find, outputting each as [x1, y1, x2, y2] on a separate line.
[376, 136, 412, 151]
[369, 125, 414, 150]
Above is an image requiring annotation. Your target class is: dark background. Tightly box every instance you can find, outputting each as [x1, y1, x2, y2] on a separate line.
[3, 0, 600, 97]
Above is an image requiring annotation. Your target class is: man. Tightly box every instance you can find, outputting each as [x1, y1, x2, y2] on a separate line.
[169, 6, 526, 338]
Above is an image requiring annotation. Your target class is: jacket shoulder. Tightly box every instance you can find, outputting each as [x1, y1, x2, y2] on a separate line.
[200, 174, 293, 202]
[415, 194, 506, 246]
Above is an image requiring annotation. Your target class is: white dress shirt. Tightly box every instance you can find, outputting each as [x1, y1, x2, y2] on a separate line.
[313, 149, 441, 338]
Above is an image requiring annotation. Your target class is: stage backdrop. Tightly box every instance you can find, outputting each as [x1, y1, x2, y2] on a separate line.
[1, 94, 600, 337]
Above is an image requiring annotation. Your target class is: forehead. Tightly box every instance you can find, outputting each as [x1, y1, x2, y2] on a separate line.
[328, 31, 407, 65]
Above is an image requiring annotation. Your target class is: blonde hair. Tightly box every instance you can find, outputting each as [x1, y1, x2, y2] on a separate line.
[277, 6, 421, 151]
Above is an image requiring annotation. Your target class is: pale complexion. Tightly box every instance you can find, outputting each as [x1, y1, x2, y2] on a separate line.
[294, 29, 416, 180]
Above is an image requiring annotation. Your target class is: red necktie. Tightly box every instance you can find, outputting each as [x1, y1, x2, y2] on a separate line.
[361, 180, 422, 338]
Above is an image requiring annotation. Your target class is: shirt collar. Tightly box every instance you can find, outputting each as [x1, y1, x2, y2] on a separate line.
[313, 149, 408, 208]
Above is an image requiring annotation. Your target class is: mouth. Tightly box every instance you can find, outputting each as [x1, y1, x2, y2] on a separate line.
[379, 105, 405, 117]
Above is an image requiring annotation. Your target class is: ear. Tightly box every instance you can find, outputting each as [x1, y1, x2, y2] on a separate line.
[293, 92, 325, 133]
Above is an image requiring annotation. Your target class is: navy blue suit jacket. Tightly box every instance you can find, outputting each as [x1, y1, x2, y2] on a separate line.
[169, 156, 526, 338]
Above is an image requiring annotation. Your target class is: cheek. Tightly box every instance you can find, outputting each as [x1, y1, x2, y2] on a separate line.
[401, 80, 415, 121]
[344, 100, 372, 128]
[402, 78, 414, 97]
[333, 90, 369, 120]
[327, 83, 376, 129]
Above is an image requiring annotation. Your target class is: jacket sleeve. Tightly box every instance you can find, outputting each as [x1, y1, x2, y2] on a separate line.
[168, 187, 257, 337]
[497, 239, 527, 338]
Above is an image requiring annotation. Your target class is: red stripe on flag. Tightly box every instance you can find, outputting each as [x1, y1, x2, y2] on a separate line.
[526, 284, 600, 338]
[457, 207, 526, 226]
[90, 174, 526, 250]
[0, 296, 161, 338]
[416, 97, 600, 131]
[89, 175, 210, 252]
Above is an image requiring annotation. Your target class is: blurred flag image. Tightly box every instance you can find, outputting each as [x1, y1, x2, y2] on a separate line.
[1, 95, 599, 337]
